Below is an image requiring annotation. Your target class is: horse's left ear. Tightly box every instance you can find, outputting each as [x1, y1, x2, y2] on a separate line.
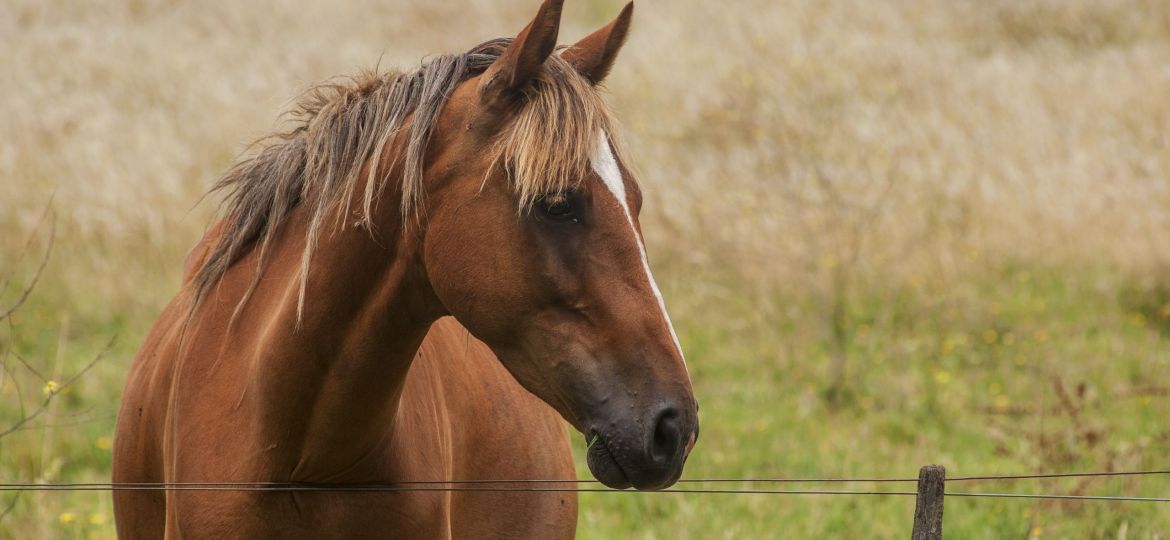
[481, 0, 565, 105]
[561, 1, 634, 84]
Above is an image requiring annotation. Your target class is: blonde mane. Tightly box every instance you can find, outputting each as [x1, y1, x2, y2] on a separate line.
[191, 38, 625, 319]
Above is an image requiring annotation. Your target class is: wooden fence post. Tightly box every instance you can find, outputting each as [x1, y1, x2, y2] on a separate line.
[911, 464, 945, 540]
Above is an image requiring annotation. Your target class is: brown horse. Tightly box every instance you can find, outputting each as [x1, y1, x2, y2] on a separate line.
[112, 1, 697, 537]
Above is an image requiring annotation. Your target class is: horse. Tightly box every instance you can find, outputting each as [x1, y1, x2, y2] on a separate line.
[112, 1, 698, 537]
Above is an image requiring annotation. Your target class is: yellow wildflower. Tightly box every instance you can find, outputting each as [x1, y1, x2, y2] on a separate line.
[59, 512, 76, 524]
[43, 380, 60, 396]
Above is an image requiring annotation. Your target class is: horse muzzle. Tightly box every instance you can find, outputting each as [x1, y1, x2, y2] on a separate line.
[585, 400, 699, 490]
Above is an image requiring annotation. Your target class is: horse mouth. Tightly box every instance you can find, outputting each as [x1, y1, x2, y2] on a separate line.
[584, 420, 694, 490]
[585, 431, 633, 490]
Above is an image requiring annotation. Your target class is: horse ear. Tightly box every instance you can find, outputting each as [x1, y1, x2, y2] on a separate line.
[561, 1, 633, 84]
[481, 0, 565, 104]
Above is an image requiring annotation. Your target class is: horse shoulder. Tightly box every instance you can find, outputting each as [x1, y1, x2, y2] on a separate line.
[410, 317, 577, 539]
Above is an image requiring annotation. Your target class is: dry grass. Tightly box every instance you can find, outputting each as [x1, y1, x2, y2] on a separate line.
[3, 0, 1168, 306]
[2, 0, 1169, 537]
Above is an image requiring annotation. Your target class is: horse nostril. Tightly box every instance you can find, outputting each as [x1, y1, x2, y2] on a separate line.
[650, 406, 683, 463]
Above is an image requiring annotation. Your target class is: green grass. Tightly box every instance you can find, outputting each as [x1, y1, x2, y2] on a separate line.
[3, 253, 1169, 538]
[571, 262, 1170, 539]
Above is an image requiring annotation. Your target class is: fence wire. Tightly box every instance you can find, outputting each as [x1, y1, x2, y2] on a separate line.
[1, 469, 1169, 501]
[11, 468, 1167, 488]
[0, 484, 916, 496]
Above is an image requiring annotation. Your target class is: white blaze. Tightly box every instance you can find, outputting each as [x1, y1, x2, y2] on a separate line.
[591, 131, 688, 371]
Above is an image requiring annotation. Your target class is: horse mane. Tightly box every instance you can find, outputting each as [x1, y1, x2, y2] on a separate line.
[191, 38, 624, 320]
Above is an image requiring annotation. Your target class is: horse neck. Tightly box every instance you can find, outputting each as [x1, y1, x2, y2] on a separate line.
[222, 192, 444, 480]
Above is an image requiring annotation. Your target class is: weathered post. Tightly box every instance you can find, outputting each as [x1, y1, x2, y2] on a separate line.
[911, 464, 945, 540]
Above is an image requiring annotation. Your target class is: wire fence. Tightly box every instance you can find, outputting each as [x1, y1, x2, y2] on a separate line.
[5, 467, 1170, 538]
[3, 468, 1169, 501]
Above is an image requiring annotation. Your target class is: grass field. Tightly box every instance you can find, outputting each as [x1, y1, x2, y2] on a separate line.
[3, 0, 1169, 538]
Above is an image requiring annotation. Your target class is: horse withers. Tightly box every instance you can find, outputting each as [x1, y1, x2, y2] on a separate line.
[112, 1, 698, 537]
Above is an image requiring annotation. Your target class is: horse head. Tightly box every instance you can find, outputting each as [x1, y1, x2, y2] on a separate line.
[419, 1, 699, 490]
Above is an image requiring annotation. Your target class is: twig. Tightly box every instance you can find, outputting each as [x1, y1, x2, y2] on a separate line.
[9, 350, 47, 383]
[0, 214, 55, 323]
[0, 336, 114, 440]
[0, 490, 21, 521]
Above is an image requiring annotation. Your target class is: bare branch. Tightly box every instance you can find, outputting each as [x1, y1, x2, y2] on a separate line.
[3, 411, 108, 434]
[0, 335, 114, 440]
[0, 218, 55, 323]
[9, 351, 47, 383]
[0, 490, 22, 521]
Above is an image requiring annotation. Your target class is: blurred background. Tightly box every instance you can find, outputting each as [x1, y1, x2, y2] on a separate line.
[2, 0, 1169, 537]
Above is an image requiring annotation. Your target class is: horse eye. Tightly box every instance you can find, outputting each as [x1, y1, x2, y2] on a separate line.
[536, 193, 580, 223]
